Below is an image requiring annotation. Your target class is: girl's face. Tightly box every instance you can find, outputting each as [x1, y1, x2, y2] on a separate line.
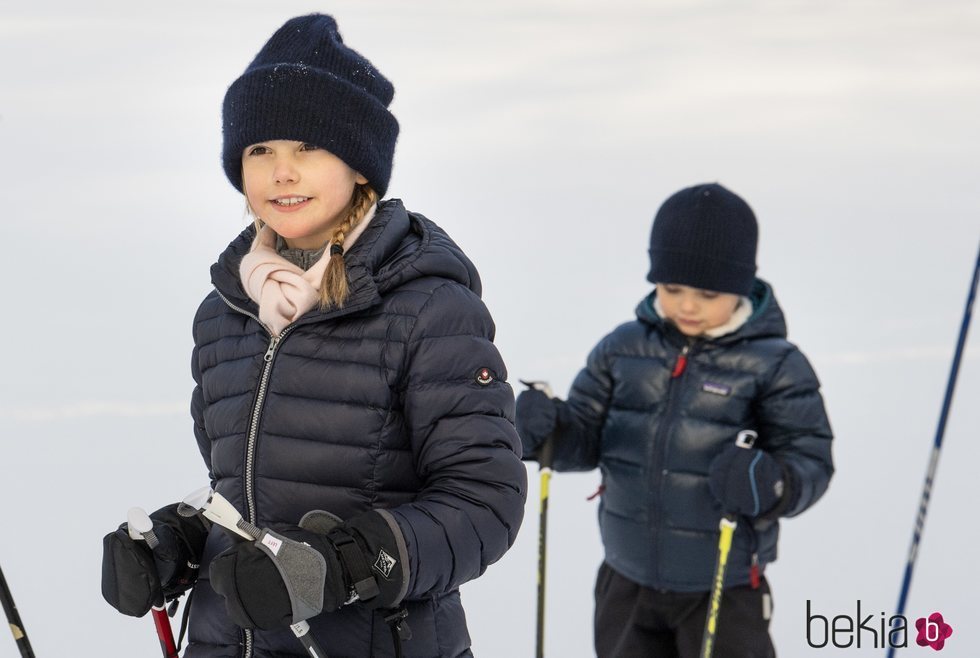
[242, 140, 368, 249]
[656, 283, 741, 336]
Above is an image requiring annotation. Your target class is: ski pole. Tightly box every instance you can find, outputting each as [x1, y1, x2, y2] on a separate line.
[127, 507, 180, 658]
[536, 436, 554, 658]
[700, 429, 757, 658]
[520, 379, 556, 658]
[0, 562, 35, 658]
[886, 240, 979, 658]
[179, 487, 329, 658]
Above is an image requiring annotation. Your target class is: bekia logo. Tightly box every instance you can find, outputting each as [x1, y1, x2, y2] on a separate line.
[806, 601, 953, 651]
[916, 613, 953, 651]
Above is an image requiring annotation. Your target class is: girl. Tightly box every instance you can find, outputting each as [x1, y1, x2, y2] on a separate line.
[102, 14, 526, 657]
[516, 183, 834, 657]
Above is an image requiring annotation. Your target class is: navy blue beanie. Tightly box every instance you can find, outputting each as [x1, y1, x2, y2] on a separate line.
[222, 14, 399, 197]
[647, 183, 758, 296]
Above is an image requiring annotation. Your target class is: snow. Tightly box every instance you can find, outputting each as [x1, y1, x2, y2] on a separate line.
[1, 1, 978, 656]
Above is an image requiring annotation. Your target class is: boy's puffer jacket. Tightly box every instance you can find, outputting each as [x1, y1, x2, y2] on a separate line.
[522, 280, 833, 592]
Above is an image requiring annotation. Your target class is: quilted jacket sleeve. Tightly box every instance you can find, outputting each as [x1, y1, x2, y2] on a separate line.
[387, 282, 527, 599]
[190, 299, 215, 486]
[547, 333, 616, 472]
[755, 346, 834, 517]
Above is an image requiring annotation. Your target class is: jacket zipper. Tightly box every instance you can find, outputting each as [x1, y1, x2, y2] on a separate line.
[244, 331, 289, 522]
[216, 291, 296, 658]
[650, 342, 693, 584]
[671, 345, 689, 378]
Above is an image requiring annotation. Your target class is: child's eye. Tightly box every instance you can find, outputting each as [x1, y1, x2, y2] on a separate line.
[246, 145, 270, 156]
[699, 291, 719, 300]
[299, 143, 321, 151]
[660, 285, 680, 294]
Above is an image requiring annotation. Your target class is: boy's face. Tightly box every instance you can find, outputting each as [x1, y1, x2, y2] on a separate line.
[656, 283, 741, 336]
[242, 139, 368, 250]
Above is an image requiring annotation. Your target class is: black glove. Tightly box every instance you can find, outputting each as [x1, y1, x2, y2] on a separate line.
[515, 388, 557, 459]
[102, 503, 210, 617]
[708, 445, 788, 518]
[209, 510, 408, 630]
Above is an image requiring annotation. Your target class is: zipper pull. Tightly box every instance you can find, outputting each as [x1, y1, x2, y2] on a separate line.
[671, 345, 690, 378]
[750, 553, 761, 589]
[264, 336, 280, 362]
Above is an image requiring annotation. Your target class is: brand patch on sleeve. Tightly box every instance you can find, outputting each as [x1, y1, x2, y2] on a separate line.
[701, 381, 732, 396]
[475, 367, 496, 385]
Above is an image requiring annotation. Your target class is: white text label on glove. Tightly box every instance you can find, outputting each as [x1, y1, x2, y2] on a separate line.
[261, 533, 283, 556]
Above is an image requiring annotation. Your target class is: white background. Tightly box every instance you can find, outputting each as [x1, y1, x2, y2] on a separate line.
[1, 1, 978, 656]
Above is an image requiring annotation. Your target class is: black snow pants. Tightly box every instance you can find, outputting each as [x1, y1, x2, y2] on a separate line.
[593, 562, 776, 658]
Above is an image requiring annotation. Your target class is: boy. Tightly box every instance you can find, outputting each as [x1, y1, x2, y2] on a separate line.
[517, 183, 834, 657]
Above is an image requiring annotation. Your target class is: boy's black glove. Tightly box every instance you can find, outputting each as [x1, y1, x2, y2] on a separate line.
[101, 503, 210, 617]
[708, 445, 788, 518]
[515, 388, 557, 459]
[209, 510, 408, 630]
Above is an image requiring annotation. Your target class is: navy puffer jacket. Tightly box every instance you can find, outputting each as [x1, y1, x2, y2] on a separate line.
[183, 200, 527, 657]
[520, 280, 833, 592]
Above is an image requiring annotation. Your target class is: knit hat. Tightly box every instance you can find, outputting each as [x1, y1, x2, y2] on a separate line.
[222, 14, 399, 197]
[646, 183, 758, 296]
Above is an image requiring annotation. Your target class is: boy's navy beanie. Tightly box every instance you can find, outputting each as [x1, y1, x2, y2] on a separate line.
[222, 14, 399, 197]
[647, 183, 758, 296]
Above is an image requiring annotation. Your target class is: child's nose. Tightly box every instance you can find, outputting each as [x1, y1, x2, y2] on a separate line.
[273, 158, 299, 184]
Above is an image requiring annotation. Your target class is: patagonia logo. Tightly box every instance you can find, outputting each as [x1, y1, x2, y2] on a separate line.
[374, 549, 397, 579]
[702, 381, 731, 396]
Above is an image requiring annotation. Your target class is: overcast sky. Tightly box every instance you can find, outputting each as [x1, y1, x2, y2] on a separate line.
[1, 1, 978, 656]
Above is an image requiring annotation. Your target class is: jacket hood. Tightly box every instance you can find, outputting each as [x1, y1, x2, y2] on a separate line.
[210, 199, 482, 320]
[635, 278, 788, 343]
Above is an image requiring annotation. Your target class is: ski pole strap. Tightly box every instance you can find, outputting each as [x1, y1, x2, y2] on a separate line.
[384, 607, 411, 658]
[176, 587, 195, 653]
[327, 529, 380, 602]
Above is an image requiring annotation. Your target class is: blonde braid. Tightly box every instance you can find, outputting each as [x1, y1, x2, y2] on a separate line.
[319, 184, 378, 309]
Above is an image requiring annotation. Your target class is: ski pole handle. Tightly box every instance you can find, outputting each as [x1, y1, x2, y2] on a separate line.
[520, 379, 553, 399]
[126, 507, 179, 658]
[735, 429, 757, 449]
[520, 380, 556, 469]
[180, 486, 257, 540]
[180, 488, 329, 658]
[127, 507, 161, 548]
[718, 431, 758, 524]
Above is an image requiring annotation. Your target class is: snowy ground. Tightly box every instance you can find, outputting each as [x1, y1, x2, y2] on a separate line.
[1, 1, 978, 656]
